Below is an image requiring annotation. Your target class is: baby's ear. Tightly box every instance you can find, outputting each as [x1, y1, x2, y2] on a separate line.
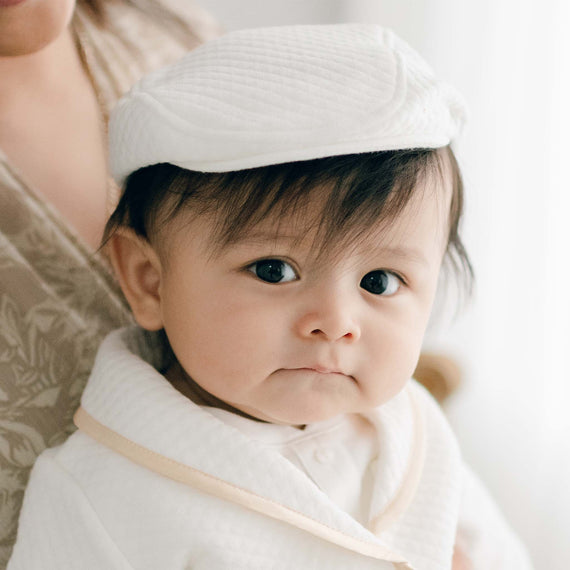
[107, 229, 164, 331]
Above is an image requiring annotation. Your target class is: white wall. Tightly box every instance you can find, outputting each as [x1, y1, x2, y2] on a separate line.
[197, 0, 342, 29]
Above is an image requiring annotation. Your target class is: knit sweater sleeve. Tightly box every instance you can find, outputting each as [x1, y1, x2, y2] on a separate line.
[7, 450, 133, 570]
[456, 462, 534, 570]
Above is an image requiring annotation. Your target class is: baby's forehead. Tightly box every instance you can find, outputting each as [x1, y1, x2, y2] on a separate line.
[148, 148, 454, 269]
[169, 175, 448, 266]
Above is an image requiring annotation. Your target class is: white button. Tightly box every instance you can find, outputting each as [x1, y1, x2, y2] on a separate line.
[314, 448, 334, 464]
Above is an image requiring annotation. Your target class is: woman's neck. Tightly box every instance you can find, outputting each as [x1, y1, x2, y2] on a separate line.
[0, 28, 79, 103]
[0, 24, 110, 250]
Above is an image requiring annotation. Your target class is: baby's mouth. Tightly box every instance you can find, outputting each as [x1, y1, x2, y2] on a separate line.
[300, 366, 343, 375]
[286, 366, 356, 382]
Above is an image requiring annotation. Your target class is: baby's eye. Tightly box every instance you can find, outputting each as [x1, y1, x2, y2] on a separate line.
[247, 259, 298, 284]
[360, 270, 401, 296]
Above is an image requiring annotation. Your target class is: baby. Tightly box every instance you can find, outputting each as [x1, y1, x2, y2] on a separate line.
[9, 25, 533, 570]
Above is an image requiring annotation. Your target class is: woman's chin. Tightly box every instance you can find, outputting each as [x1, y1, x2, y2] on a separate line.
[0, 0, 76, 57]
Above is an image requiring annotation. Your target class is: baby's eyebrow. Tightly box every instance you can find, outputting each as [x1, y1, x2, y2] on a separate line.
[225, 230, 430, 269]
[233, 231, 303, 245]
[370, 246, 429, 268]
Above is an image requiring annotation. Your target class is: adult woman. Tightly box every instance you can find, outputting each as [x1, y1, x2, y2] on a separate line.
[0, 0, 218, 564]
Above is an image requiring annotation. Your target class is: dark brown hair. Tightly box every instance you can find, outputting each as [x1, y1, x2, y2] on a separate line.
[104, 147, 473, 292]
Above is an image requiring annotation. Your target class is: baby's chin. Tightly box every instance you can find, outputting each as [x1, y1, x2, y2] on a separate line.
[242, 380, 411, 427]
[235, 395, 361, 428]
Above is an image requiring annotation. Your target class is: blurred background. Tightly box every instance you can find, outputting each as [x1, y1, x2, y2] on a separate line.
[198, 0, 569, 567]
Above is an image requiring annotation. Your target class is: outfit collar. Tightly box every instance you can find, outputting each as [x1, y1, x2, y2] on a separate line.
[75, 327, 461, 569]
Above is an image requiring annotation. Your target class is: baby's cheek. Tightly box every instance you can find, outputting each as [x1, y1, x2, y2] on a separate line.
[198, 310, 283, 379]
[363, 327, 423, 404]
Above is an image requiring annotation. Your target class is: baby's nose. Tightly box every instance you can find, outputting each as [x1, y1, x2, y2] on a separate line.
[295, 293, 361, 342]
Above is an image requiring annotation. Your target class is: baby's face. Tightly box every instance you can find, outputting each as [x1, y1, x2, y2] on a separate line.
[146, 179, 450, 426]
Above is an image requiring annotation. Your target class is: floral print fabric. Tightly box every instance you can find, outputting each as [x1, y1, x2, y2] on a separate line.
[0, 1, 219, 565]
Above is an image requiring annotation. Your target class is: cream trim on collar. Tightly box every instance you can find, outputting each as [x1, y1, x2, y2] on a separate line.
[74, 405, 413, 568]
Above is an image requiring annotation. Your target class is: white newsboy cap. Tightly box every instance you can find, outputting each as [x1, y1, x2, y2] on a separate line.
[109, 24, 466, 185]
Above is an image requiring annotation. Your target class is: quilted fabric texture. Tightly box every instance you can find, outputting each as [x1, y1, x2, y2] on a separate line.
[9, 328, 534, 569]
[109, 24, 467, 183]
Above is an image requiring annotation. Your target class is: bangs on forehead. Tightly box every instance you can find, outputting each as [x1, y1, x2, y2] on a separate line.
[104, 146, 472, 296]
[144, 150, 444, 259]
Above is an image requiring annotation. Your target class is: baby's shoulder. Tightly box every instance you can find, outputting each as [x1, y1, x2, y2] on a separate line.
[34, 429, 125, 491]
[405, 379, 462, 453]
[406, 378, 450, 417]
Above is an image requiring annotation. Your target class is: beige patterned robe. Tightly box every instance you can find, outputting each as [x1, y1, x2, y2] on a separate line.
[0, 1, 219, 565]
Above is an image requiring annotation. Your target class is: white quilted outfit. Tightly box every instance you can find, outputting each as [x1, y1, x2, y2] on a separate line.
[9, 328, 533, 569]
